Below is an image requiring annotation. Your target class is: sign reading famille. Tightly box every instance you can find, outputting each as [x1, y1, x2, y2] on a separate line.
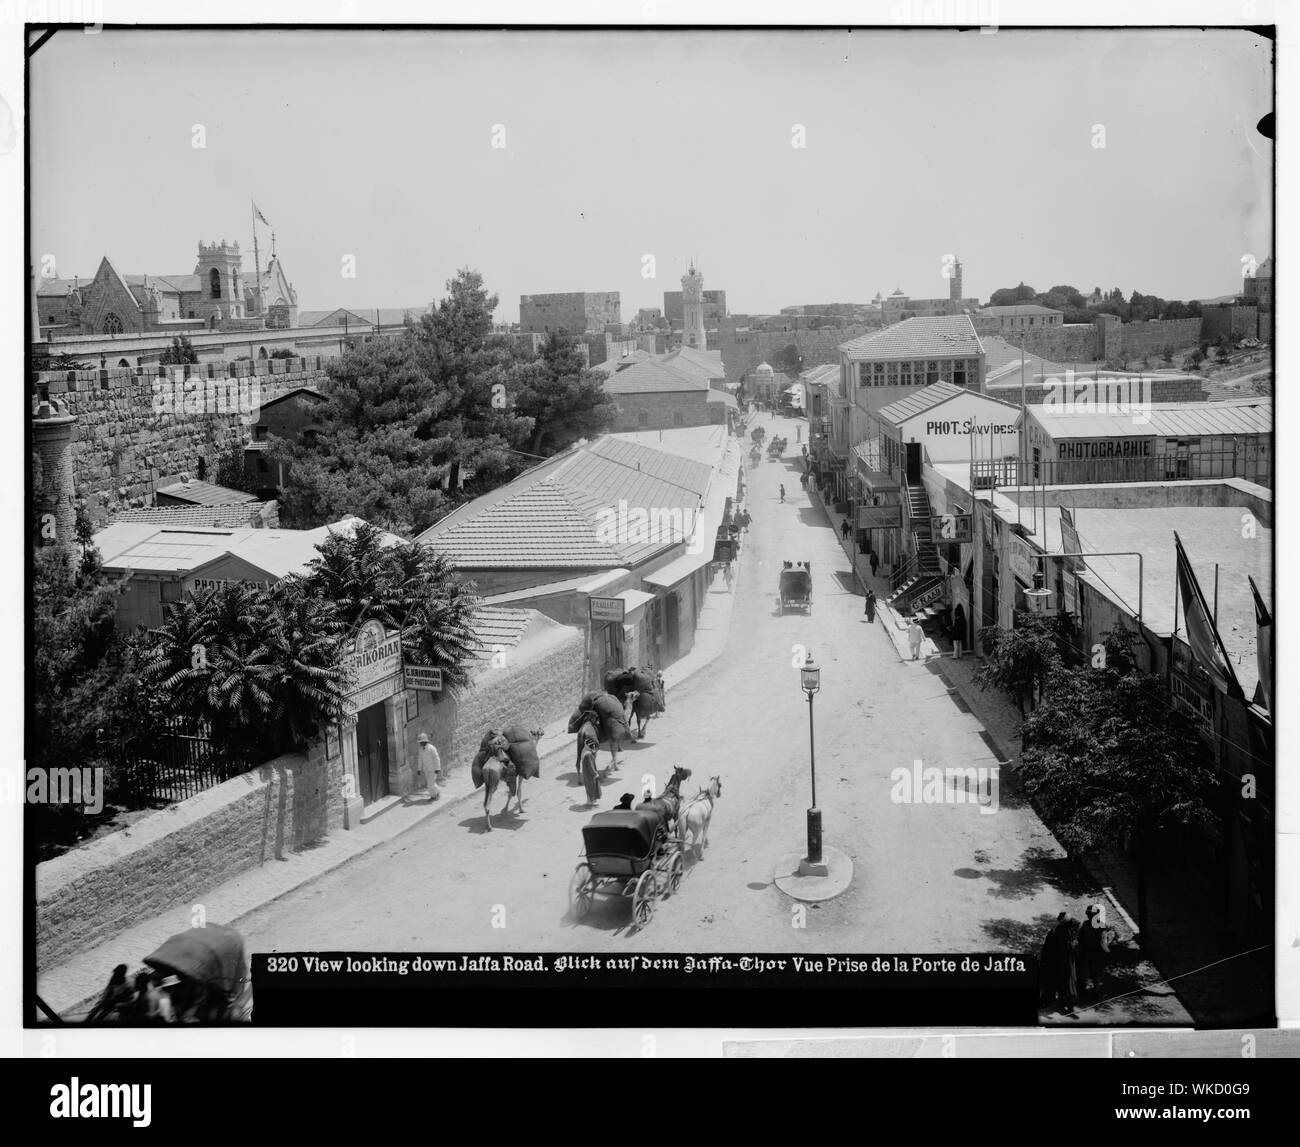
[858, 504, 903, 529]
[404, 665, 443, 692]
[1008, 535, 1038, 584]
[343, 620, 404, 693]
[589, 596, 626, 623]
[930, 514, 973, 543]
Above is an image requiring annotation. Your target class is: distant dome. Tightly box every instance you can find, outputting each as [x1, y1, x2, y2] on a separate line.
[872, 292, 884, 304]
[755, 362, 774, 375]
[890, 287, 907, 298]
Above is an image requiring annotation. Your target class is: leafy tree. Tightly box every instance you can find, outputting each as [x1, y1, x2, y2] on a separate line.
[137, 580, 349, 762]
[213, 441, 260, 495]
[291, 521, 480, 695]
[512, 328, 617, 455]
[976, 610, 1066, 716]
[159, 335, 199, 366]
[270, 348, 297, 360]
[770, 343, 804, 378]
[1017, 628, 1214, 941]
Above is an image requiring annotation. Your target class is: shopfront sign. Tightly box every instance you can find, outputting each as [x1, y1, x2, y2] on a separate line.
[911, 582, 945, 610]
[1008, 535, 1039, 583]
[343, 621, 404, 693]
[1061, 571, 1078, 617]
[404, 665, 443, 692]
[1171, 668, 1214, 732]
[858, 504, 902, 529]
[589, 596, 626, 623]
[930, 513, 973, 543]
[345, 673, 404, 715]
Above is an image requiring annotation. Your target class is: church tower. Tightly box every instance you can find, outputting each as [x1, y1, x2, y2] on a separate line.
[681, 264, 707, 350]
[193, 240, 246, 325]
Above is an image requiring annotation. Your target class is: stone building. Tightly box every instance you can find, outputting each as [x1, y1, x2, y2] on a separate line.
[518, 291, 621, 334]
[663, 284, 727, 330]
[36, 240, 298, 336]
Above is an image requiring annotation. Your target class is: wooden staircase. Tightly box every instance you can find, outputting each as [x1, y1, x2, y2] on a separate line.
[885, 478, 944, 617]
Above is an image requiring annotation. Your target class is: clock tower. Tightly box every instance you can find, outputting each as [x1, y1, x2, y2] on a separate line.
[681, 264, 707, 351]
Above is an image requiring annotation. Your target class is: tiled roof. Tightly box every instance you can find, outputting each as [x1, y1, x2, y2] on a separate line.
[840, 316, 983, 362]
[154, 480, 261, 507]
[662, 347, 726, 379]
[600, 358, 712, 395]
[980, 334, 1068, 379]
[980, 305, 1064, 316]
[468, 607, 534, 659]
[125, 273, 202, 295]
[111, 504, 276, 529]
[419, 436, 713, 569]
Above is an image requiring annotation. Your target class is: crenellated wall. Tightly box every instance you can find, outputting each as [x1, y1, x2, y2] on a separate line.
[32, 356, 331, 523]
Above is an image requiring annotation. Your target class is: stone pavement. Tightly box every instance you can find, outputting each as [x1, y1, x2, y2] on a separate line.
[40, 447, 747, 1021]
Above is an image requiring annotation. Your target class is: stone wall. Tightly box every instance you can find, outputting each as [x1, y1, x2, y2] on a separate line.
[986, 375, 1206, 406]
[408, 620, 586, 779]
[35, 741, 343, 971]
[717, 323, 878, 383]
[519, 291, 621, 334]
[33, 356, 331, 523]
[1118, 318, 1204, 362]
[1201, 304, 1258, 344]
[997, 323, 1101, 364]
[609, 390, 726, 432]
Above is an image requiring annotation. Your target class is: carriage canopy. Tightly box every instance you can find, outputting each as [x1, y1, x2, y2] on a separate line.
[143, 925, 249, 994]
[582, 810, 663, 858]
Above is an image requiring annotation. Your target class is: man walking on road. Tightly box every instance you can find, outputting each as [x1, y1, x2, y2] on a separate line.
[869, 550, 880, 578]
[417, 734, 443, 797]
[840, 518, 851, 541]
[779, 483, 786, 503]
[907, 617, 925, 661]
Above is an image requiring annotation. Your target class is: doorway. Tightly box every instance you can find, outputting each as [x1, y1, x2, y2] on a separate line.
[664, 593, 680, 661]
[355, 702, 390, 804]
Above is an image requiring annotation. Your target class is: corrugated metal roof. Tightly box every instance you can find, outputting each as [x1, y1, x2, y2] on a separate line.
[876, 382, 1021, 426]
[1030, 400, 1272, 440]
[840, 315, 983, 362]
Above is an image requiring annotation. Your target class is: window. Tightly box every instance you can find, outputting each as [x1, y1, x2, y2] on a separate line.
[102, 313, 123, 334]
[254, 426, 268, 442]
[638, 411, 649, 427]
[672, 411, 685, 426]
[210, 268, 222, 299]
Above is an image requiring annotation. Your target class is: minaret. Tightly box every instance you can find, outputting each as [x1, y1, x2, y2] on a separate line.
[949, 257, 964, 305]
[681, 264, 707, 350]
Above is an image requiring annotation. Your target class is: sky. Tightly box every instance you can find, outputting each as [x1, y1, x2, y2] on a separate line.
[29, 27, 1273, 323]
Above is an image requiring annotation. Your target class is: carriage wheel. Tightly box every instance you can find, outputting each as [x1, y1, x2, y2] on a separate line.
[569, 864, 594, 920]
[632, 870, 658, 926]
[666, 850, 684, 896]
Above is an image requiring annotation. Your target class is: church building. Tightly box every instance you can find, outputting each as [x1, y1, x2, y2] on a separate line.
[36, 237, 299, 336]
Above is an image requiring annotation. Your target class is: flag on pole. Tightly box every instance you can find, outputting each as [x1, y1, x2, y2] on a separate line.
[1248, 575, 1271, 712]
[1174, 532, 1243, 698]
[252, 200, 270, 226]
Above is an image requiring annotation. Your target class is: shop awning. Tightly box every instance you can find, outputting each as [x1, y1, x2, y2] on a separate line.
[642, 550, 713, 589]
[614, 589, 658, 612]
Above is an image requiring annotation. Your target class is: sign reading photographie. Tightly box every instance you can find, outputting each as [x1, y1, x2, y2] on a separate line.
[858, 504, 902, 529]
[589, 596, 626, 623]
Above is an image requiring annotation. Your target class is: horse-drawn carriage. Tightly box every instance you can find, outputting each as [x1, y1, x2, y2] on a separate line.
[767, 435, 787, 459]
[568, 765, 690, 927]
[778, 560, 812, 615]
[84, 924, 252, 1024]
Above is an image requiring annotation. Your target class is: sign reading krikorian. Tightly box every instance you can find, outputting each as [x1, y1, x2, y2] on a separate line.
[930, 514, 973, 543]
[589, 596, 626, 623]
[858, 504, 903, 529]
[343, 633, 404, 693]
[404, 665, 443, 692]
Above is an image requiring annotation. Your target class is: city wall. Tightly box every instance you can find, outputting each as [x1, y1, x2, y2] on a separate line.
[35, 740, 344, 971]
[716, 323, 879, 382]
[33, 356, 330, 522]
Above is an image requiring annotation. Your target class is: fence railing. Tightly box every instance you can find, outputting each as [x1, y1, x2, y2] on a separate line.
[973, 449, 1271, 489]
[99, 722, 255, 806]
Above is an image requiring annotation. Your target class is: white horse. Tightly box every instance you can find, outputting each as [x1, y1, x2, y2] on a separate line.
[680, 776, 722, 861]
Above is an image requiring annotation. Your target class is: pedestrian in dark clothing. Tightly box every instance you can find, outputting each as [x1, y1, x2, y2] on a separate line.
[1040, 912, 1081, 1015]
[1078, 904, 1111, 997]
[869, 550, 880, 578]
[779, 484, 786, 503]
[840, 519, 851, 541]
[800, 472, 809, 490]
[863, 589, 876, 622]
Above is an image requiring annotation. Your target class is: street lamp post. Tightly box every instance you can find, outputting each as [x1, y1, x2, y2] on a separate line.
[801, 652, 822, 865]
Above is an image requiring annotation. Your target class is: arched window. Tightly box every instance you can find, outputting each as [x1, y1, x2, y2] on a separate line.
[210, 268, 222, 299]
[102, 313, 123, 334]
[117, 358, 130, 368]
[258, 347, 268, 359]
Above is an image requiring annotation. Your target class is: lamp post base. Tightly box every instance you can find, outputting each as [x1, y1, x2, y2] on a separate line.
[773, 845, 854, 903]
[806, 806, 823, 865]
